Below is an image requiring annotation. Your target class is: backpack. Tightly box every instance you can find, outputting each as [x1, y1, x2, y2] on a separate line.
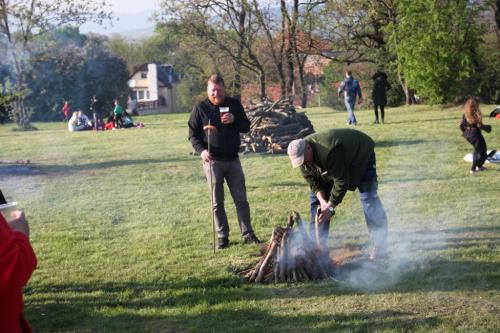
[344, 79, 358, 97]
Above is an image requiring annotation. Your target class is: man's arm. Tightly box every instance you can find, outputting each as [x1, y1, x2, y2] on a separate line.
[337, 81, 345, 97]
[187, 105, 206, 154]
[325, 147, 349, 206]
[0, 212, 37, 295]
[232, 100, 250, 133]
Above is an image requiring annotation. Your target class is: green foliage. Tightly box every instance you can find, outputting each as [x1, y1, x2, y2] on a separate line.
[386, 0, 482, 104]
[473, 49, 500, 104]
[25, 27, 129, 121]
[0, 93, 12, 123]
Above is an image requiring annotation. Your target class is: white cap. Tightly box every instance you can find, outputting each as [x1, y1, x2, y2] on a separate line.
[287, 139, 306, 168]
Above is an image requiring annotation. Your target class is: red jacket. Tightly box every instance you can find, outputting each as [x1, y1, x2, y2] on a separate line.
[0, 214, 37, 333]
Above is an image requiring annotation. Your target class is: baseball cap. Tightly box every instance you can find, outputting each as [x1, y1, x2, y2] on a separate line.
[287, 139, 306, 168]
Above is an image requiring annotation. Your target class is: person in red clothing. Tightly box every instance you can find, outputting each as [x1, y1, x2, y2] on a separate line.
[0, 208, 37, 333]
[62, 101, 71, 122]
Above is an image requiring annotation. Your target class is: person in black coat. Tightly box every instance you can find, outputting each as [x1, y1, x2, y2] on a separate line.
[371, 71, 391, 124]
[460, 96, 495, 174]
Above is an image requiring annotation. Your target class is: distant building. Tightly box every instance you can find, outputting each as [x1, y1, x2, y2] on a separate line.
[127, 63, 179, 114]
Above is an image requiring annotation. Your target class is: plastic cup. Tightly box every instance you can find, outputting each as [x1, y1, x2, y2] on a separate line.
[219, 107, 229, 121]
[0, 201, 18, 221]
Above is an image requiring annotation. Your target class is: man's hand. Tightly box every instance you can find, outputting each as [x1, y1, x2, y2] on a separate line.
[200, 149, 212, 163]
[357, 98, 363, 105]
[318, 208, 334, 224]
[7, 210, 30, 237]
[221, 113, 234, 124]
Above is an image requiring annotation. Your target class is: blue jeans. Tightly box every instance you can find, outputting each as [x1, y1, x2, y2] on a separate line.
[345, 98, 357, 124]
[309, 152, 388, 248]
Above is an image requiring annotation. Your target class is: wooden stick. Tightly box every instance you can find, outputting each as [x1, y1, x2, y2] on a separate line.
[255, 232, 279, 282]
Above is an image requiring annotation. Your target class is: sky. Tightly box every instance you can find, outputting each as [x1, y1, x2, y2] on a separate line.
[79, 0, 160, 35]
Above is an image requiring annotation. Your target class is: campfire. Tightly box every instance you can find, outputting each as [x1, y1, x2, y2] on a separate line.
[242, 98, 314, 154]
[241, 212, 363, 283]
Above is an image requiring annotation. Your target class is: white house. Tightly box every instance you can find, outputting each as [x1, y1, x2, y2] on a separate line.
[127, 63, 178, 114]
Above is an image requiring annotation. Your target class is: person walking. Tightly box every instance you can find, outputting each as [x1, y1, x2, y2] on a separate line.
[460, 96, 496, 175]
[338, 71, 363, 126]
[371, 71, 391, 124]
[287, 128, 389, 259]
[188, 74, 260, 249]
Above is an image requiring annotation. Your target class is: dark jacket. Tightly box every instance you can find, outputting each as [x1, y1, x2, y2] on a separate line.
[459, 115, 491, 142]
[188, 97, 250, 161]
[300, 129, 375, 206]
[338, 76, 362, 102]
[371, 72, 391, 106]
[90, 99, 103, 114]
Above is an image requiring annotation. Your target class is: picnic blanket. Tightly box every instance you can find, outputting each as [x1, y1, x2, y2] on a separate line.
[463, 150, 500, 164]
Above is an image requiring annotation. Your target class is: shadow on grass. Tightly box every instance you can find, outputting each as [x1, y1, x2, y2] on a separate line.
[0, 164, 40, 176]
[26, 279, 441, 332]
[376, 139, 426, 147]
[387, 115, 458, 125]
[33, 158, 188, 176]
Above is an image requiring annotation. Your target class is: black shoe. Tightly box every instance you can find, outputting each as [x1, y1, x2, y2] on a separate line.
[217, 238, 229, 249]
[243, 234, 262, 244]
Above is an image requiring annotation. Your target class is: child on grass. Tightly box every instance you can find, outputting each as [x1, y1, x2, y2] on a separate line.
[460, 96, 496, 175]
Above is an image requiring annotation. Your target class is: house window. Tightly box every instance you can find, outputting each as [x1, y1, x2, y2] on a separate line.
[132, 91, 138, 100]
[146, 90, 150, 99]
[141, 72, 147, 79]
[138, 91, 144, 100]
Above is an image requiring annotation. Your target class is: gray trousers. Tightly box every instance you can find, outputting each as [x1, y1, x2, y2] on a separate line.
[203, 158, 253, 239]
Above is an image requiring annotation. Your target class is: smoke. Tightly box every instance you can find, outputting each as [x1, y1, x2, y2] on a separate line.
[328, 138, 457, 292]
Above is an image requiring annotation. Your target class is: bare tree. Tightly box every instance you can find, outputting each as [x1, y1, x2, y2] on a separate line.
[160, 0, 269, 100]
[0, 0, 112, 130]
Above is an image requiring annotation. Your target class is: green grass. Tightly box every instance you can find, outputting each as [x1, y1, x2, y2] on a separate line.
[1, 105, 499, 332]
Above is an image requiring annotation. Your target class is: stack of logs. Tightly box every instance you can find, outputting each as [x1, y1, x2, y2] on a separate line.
[242, 98, 314, 154]
[241, 211, 333, 283]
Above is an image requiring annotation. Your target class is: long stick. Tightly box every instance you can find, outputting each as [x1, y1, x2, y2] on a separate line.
[207, 120, 216, 254]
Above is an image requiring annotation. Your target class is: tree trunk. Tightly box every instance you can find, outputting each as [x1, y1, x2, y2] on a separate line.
[396, 66, 414, 105]
[234, 5, 246, 102]
[259, 72, 267, 102]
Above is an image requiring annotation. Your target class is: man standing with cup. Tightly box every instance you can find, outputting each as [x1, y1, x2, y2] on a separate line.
[188, 74, 261, 249]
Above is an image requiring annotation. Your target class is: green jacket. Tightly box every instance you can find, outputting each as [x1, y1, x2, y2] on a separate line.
[113, 105, 124, 115]
[300, 129, 375, 206]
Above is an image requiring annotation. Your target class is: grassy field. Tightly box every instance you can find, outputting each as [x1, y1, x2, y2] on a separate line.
[0, 104, 499, 333]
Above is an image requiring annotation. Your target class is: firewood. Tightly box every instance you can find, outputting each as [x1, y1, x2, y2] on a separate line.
[274, 247, 281, 283]
[314, 209, 321, 249]
[255, 233, 279, 282]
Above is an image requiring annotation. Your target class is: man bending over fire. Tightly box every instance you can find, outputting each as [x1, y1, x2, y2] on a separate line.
[287, 128, 388, 260]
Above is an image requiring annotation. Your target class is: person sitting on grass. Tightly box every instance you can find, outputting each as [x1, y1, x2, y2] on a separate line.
[460, 96, 496, 175]
[68, 110, 92, 131]
[122, 114, 134, 128]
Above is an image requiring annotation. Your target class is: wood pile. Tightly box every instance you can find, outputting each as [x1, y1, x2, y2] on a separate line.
[242, 98, 314, 154]
[241, 211, 333, 283]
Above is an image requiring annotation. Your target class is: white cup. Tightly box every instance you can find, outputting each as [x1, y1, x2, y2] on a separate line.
[219, 107, 229, 120]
